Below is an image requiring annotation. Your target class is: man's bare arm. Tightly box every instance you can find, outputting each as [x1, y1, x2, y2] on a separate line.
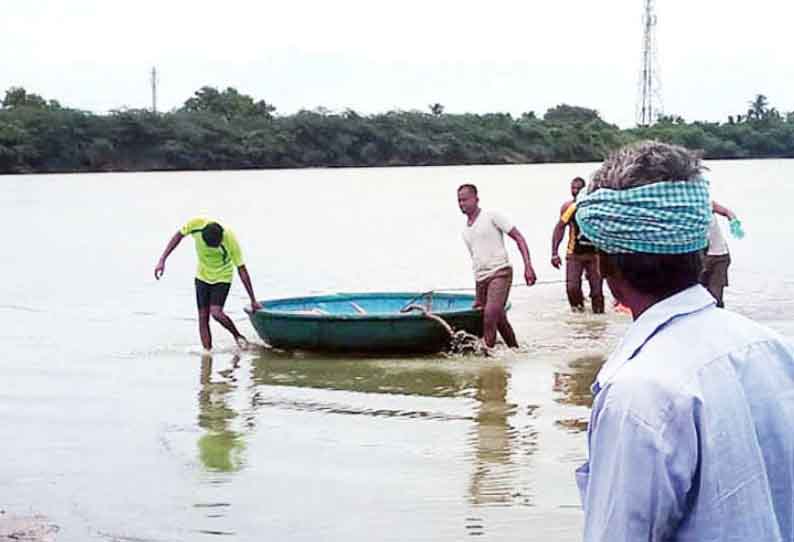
[551, 220, 566, 269]
[712, 201, 737, 220]
[551, 201, 573, 269]
[154, 231, 184, 280]
[508, 227, 537, 286]
[238, 265, 262, 311]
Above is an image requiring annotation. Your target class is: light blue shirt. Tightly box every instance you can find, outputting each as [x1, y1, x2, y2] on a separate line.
[577, 285, 794, 542]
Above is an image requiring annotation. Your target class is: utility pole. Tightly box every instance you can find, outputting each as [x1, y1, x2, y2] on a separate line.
[150, 67, 158, 114]
[636, 0, 663, 126]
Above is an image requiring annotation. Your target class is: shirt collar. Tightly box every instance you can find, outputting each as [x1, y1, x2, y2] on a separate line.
[592, 285, 716, 395]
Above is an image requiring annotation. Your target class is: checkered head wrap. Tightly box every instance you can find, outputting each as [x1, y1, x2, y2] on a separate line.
[574, 178, 711, 254]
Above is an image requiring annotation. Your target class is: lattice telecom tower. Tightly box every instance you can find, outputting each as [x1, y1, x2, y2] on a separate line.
[151, 67, 158, 114]
[636, 0, 663, 126]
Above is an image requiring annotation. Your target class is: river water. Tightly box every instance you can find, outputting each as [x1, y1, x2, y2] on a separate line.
[2, 160, 793, 541]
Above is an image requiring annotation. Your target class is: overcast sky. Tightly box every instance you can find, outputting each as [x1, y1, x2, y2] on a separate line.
[2, 0, 792, 127]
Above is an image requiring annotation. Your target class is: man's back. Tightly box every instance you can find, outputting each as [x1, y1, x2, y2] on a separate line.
[180, 217, 244, 284]
[582, 286, 794, 541]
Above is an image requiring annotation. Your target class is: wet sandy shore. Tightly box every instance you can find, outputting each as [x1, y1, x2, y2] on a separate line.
[0, 511, 58, 542]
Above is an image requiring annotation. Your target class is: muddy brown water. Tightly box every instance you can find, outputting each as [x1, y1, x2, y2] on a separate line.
[2, 161, 792, 541]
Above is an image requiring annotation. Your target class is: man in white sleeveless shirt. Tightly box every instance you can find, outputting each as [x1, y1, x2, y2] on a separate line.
[700, 201, 737, 308]
[458, 184, 536, 348]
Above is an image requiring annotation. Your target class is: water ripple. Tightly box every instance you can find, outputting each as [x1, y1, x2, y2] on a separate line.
[249, 393, 474, 422]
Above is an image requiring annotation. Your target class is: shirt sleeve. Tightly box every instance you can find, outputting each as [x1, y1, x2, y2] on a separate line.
[224, 229, 244, 267]
[560, 203, 577, 224]
[579, 391, 698, 542]
[180, 217, 206, 236]
[490, 212, 515, 233]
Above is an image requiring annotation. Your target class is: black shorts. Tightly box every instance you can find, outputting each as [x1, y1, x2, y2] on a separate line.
[195, 278, 231, 309]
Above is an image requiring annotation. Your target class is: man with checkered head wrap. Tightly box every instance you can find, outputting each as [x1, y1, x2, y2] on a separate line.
[574, 141, 794, 542]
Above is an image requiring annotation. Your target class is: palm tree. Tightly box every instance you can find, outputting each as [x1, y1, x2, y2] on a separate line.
[747, 94, 769, 121]
[428, 103, 444, 116]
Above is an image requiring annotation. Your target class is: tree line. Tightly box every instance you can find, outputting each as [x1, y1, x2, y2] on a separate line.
[1, 86, 792, 174]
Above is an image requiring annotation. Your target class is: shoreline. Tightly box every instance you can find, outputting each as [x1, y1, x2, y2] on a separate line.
[2, 155, 792, 177]
[0, 511, 58, 542]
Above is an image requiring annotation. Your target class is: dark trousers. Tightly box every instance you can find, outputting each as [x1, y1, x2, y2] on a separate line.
[700, 253, 731, 308]
[475, 267, 518, 348]
[566, 253, 604, 313]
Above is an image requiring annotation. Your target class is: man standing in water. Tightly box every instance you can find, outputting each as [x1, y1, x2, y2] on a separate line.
[458, 184, 536, 348]
[154, 218, 262, 352]
[551, 177, 604, 313]
[701, 201, 739, 308]
[573, 141, 794, 541]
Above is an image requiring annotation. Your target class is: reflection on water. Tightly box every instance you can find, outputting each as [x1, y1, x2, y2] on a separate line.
[565, 317, 609, 343]
[186, 346, 600, 537]
[246, 351, 483, 420]
[553, 355, 603, 408]
[248, 350, 474, 398]
[197, 355, 246, 472]
[246, 351, 546, 507]
[246, 350, 540, 509]
[552, 354, 604, 433]
[468, 365, 535, 507]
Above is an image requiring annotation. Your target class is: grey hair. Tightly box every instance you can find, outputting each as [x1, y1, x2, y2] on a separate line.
[590, 141, 706, 191]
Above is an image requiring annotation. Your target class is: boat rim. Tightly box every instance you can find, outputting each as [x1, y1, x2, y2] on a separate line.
[246, 291, 495, 322]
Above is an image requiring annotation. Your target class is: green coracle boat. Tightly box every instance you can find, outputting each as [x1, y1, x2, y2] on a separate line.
[246, 292, 496, 353]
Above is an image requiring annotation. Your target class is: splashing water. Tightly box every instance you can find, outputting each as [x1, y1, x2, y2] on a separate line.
[401, 303, 490, 356]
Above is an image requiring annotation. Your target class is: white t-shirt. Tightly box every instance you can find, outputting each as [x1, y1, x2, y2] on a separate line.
[462, 210, 514, 281]
[706, 215, 729, 256]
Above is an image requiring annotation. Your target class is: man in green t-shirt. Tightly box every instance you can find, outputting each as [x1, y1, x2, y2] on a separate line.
[154, 218, 262, 351]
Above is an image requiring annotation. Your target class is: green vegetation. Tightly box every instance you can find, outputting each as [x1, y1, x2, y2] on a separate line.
[2, 86, 793, 174]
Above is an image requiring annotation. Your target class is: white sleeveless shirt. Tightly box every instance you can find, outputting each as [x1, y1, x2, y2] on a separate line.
[462, 210, 514, 281]
[706, 215, 729, 256]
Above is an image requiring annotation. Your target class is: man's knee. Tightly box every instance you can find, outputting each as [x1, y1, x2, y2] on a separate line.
[209, 305, 226, 320]
[198, 308, 211, 321]
[484, 304, 505, 323]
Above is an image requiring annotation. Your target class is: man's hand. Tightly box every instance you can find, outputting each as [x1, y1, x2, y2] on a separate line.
[250, 300, 263, 311]
[154, 260, 165, 280]
[154, 232, 184, 280]
[524, 266, 537, 286]
[551, 254, 562, 269]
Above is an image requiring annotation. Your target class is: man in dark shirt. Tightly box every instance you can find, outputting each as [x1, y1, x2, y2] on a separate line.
[551, 177, 604, 313]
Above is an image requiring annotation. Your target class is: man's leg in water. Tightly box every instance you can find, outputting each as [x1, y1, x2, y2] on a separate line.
[491, 268, 518, 348]
[496, 311, 518, 348]
[475, 276, 499, 348]
[701, 254, 730, 308]
[195, 278, 213, 350]
[584, 254, 605, 314]
[205, 281, 247, 346]
[198, 308, 212, 350]
[565, 255, 585, 311]
[482, 268, 517, 348]
[209, 305, 246, 343]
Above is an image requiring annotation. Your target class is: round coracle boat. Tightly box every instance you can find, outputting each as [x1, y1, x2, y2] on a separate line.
[246, 292, 502, 353]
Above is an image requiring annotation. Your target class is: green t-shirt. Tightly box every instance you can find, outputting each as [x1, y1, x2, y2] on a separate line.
[180, 218, 244, 284]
